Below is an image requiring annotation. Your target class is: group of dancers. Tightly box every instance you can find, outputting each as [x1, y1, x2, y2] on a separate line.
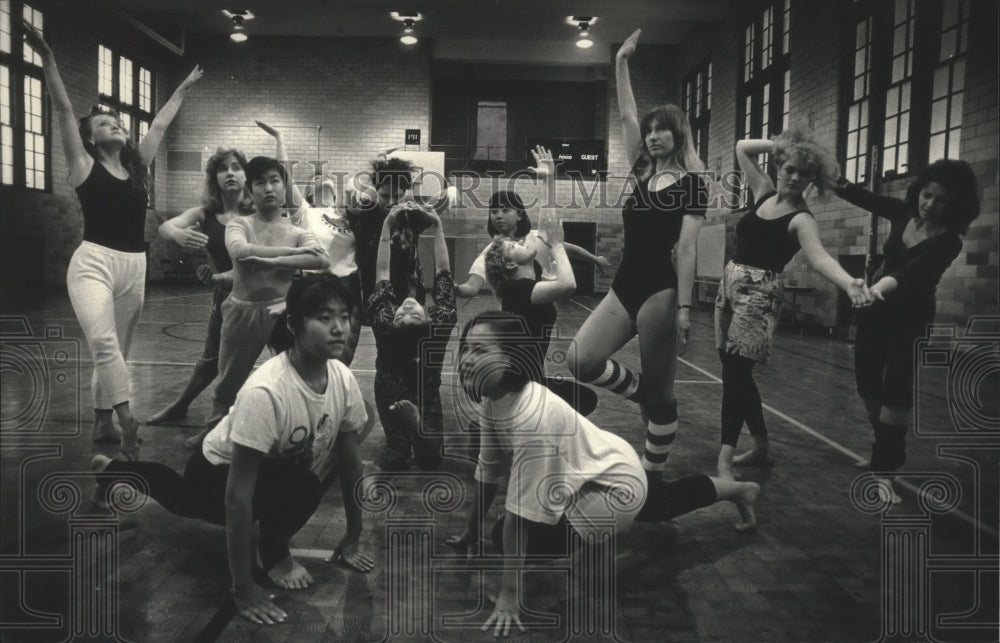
[25, 20, 981, 633]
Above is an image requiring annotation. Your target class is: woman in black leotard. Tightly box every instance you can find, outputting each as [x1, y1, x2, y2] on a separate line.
[568, 29, 708, 480]
[833, 160, 979, 498]
[24, 21, 202, 457]
[147, 148, 253, 430]
[714, 129, 872, 480]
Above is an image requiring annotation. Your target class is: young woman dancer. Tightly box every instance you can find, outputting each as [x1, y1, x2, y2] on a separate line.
[92, 276, 373, 625]
[23, 21, 202, 456]
[204, 156, 329, 434]
[446, 312, 760, 635]
[833, 160, 979, 495]
[481, 146, 598, 416]
[147, 148, 253, 426]
[367, 203, 457, 471]
[714, 129, 872, 479]
[567, 29, 709, 478]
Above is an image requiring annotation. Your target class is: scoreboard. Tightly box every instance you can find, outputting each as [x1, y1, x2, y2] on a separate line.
[525, 138, 605, 178]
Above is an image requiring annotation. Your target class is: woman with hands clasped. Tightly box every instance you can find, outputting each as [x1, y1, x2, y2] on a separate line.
[714, 127, 874, 480]
[22, 19, 202, 457]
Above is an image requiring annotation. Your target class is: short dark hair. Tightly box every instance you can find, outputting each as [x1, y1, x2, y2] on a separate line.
[487, 191, 531, 237]
[285, 274, 355, 334]
[370, 156, 414, 191]
[245, 156, 288, 185]
[458, 311, 541, 400]
[904, 159, 980, 235]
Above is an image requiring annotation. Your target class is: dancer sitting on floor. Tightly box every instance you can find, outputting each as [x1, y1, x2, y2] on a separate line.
[367, 202, 457, 471]
[714, 127, 873, 480]
[446, 312, 760, 636]
[567, 29, 709, 480]
[23, 20, 202, 455]
[148, 147, 253, 427]
[833, 159, 979, 500]
[201, 153, 329, 441]
[92, 275, 374, 626]
[480, 146, 598, 417]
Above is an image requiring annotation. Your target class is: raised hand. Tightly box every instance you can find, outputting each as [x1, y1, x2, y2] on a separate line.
[616, 28, 642, 61]
[20, 18, 52, 59]
[528, 145, 556, 181]
[178, 65, 204, 92]
[232, 583, 287, 626]
[255, 120, 280, 138]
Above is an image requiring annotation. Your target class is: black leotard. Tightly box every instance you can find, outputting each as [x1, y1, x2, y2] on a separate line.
[76, 162, 148, 253]
[611, 171, 708, 321]
[732, 192, 808, 273]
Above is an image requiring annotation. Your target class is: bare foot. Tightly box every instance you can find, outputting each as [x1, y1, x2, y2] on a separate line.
[147, 404, 188, 425]
[874, 477, 902, 505]
[853, 459, 871, 470]
[120, 419, 140, 460]
[267, 555, 313, 590]
[732, 449, 774, 468]
[184, 428, 209, 449]
[734, 481, 760, 532]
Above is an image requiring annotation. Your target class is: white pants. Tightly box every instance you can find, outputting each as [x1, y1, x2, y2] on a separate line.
[67, 241, 146, 409]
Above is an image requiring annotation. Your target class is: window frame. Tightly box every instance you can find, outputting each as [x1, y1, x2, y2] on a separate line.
[682, 57, 712, 164]
[1, 0, 51, 192]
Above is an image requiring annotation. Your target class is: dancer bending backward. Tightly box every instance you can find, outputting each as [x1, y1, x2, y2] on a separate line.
[205, 156, 329, 431]
[481, 146, 598, 415]
[714, 129, 871, 479]
[23, 21, 202, 455]
[833, 160, 979, 491]
[568, 29, 708, 478]
[92, 276, 373, 626]
[446, 313, 760, 636]
[367, 203, 457, 471]
[148, 148, 254, 427]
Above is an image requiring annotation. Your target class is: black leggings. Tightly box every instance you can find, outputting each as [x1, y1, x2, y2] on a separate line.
[491, 476, 718, 557]
[98, 449, 322, 570]
[719, 351, 767, 447]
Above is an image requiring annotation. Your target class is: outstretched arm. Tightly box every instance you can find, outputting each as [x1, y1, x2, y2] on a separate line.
[21, 19, 92, 186]
[159, 206, 209, 249]
[527, 147, 575, 304]
[138, 66, 203, 166]
[616, 29, 644, 169]
[792, 213, 872, 307]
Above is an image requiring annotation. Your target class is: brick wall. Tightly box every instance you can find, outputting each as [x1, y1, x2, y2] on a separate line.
[673, 1, 998, 328]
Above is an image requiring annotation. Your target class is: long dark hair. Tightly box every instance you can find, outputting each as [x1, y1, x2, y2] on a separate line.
[78, 107, 148, 197]
[635, 104, 705, 180]
[904, 159, 980, 235]
[458, 311, 542, 401]
[202, 147, 254, 215]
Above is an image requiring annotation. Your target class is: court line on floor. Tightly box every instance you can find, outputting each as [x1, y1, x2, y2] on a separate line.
[569, 298, 996, 538]
[23, 291, 212, 317]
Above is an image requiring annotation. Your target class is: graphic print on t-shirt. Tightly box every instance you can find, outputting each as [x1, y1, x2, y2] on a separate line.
[283, 412, 332, 470]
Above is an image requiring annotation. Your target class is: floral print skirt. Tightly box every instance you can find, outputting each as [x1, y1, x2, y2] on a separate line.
[714, 261, 784, 364]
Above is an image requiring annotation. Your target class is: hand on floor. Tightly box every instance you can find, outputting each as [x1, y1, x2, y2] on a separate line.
[232, 583, 286, 625]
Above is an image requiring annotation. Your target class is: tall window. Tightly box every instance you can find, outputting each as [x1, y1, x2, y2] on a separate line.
[736, 0, 791, 204]
[842, 0, 971, 183]
[474, 100, 507, 161]
[97, 45, 154, 145]
[682, 59, 712, 164]
[1, 1, 48, 190]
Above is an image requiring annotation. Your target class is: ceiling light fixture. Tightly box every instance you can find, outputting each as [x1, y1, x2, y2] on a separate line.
[222, 10, 254, 43]
[566, 16, 597, 49]
[391, 11, 422, 46]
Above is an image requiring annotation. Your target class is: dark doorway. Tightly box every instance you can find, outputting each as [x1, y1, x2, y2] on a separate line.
[563, 222, 597, 295]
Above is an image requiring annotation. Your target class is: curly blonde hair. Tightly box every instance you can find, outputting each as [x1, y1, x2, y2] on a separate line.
[483, 241, 517, 293]
[771, 126, 841, 196]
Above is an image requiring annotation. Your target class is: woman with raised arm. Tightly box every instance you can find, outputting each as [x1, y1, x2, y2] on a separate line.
[567, 29, 709, 480]
[366, 201, 457, 471]
[147, 148, 253, 427]
[833, 160, 979, 499]
[446, 312, 760, 636]
[714, 128, 872, 480]
[22, 20, 202, 456]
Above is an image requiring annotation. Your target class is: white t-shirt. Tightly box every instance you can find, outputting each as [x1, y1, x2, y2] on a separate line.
[202, 352, 367, 475]
[295, 205, 357, 277]
[476, 381, 647, 530]
[468, 230, 558, 283]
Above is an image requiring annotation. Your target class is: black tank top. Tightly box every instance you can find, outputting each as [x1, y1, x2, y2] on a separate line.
[203, 210, 234, 272]
[733, 192, 808, 272]
[75, 161, 148, 253]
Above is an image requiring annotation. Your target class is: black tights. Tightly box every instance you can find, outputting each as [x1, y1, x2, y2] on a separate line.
[719, 351, 767, 447]
[98, 449, 322, 570]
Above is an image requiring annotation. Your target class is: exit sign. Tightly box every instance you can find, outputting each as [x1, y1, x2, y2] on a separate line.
[405, 129, 421, 145]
